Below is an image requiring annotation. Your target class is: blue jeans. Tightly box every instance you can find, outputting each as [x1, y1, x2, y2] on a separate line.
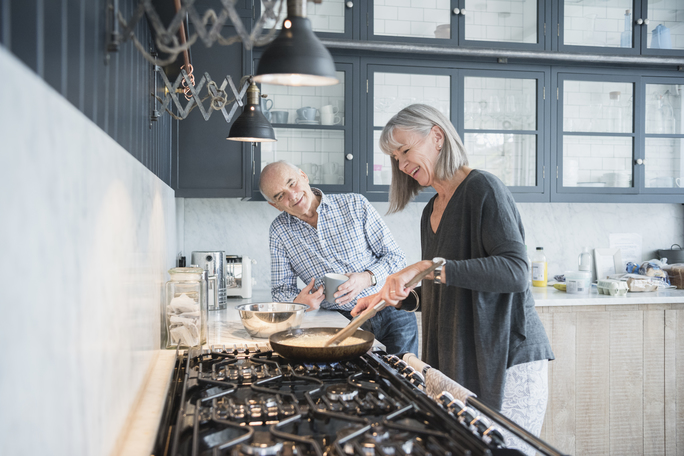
[337, 306, 419, 355]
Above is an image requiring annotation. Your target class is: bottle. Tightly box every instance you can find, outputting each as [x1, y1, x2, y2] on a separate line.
[620, 10, 632, 48]
[578, 247, 593, 272]
[531, 247, 548, 287]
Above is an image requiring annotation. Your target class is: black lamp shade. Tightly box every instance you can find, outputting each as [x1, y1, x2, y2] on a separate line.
[253, 16, 338, 87]
[227, 104, 276, 142]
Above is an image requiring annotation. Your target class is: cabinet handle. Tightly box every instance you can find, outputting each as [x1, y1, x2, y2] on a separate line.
[636, 18, 644, 25]
[453, 7, 460, 14]
[346, 1, 353, 8]
[346, 154, 354, 160]
[460, 8, 466, 15]
[636, 158, 644, 165]
[643, 18, 650, 25]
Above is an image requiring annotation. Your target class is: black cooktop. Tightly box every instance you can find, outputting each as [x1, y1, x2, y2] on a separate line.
[152, 345, 527, 456]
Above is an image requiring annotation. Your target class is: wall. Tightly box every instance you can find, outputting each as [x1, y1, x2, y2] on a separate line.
[0, 0, 173, 185]
[0, 48, 176, 456]
[177, 196, 684, 293]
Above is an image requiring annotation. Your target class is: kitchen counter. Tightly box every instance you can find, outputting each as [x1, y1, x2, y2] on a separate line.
[531, 284, 684, 307]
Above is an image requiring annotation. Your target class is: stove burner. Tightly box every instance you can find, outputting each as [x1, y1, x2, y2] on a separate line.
[326, 383, 359, 401]
[240, 431, 284, 456]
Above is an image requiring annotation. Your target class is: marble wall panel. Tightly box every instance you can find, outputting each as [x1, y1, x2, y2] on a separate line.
[0, 48, 176, 456]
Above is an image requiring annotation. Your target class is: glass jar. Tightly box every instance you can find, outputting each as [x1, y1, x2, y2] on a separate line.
[164, 267, 207, 349]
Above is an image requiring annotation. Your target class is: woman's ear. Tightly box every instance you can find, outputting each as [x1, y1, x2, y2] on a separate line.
[432, 126, 445, 149]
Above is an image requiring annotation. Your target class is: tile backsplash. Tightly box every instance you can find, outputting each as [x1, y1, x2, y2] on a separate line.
[178, 197, 684, 294]
[0, 48, 176, 456]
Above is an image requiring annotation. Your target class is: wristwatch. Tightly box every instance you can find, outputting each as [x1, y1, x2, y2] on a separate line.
[433, 257, 445, 284]
[366, 270, 377, 286]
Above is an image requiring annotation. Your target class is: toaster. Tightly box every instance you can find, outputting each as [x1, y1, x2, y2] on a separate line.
[225, 255, 257, 298]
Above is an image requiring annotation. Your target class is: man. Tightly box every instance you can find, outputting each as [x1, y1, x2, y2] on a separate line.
[260, 160, 418, 355]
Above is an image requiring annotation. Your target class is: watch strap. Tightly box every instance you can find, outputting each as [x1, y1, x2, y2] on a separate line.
[365, 269, 377, 286]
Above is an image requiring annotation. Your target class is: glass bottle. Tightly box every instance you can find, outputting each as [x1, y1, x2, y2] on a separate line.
[578, 247, 593, 272]
[164, 267, 207, 349]
[531, 247, 548, 287]
[620, 10, 631, 48]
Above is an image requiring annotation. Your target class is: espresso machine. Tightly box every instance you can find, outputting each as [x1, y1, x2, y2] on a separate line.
[190, 251, 227, 310]
[225, 255, 256, 298]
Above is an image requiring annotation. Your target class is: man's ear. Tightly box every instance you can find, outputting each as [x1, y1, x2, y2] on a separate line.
[300, 169, 309, 183]
[268, 201, 279, 209]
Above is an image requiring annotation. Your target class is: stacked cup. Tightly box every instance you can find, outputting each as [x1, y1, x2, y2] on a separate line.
[321, 104, 341, 125]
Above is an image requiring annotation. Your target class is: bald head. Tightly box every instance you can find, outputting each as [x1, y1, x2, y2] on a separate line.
[259, 161, 301, 202]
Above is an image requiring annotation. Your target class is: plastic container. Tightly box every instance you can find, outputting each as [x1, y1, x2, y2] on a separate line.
[531, 247, 548, 287]
[565, 270, 592, 294]
[164, 267, 207, 349]
[578, 247, 593, 272]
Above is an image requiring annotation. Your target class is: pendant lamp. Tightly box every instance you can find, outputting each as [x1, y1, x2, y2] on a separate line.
[253, 0, 339, 87]
[227, 81, 277, 142]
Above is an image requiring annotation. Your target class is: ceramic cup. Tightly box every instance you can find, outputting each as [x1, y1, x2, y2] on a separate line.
[321, 113, 341, 125]
[321, 104, 339, 115]
[296, 107, 319, 121]
[270, 111, 289, 124]
[323, 273, 349, 303]
[261, 98, 273, 113]
[300, 163, 319, 179]
[321, 162, 338, 175]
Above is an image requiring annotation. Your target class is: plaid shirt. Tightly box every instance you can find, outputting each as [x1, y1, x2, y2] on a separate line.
[269, 190, 406, 310]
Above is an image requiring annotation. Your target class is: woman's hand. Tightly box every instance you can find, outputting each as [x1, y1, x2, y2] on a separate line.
[350, 260, 433, 316]
[293, 278, 324, 311]
[331, 272, 371, 306]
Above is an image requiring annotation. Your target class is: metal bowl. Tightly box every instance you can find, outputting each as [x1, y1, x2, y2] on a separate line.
[235, 303, 308, 338]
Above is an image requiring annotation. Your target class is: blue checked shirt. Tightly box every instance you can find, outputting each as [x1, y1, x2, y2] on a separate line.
[270, 190, 406, 310]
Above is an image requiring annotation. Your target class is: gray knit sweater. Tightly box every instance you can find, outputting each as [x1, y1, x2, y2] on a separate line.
[419, 169, 554, 410]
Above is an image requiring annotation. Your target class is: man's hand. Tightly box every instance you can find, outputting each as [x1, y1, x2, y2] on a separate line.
[331, 271, 373, 306]
[293, 278, 324, 311]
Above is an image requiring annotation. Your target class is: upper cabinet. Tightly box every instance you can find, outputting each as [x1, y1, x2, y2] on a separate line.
[259, 0, 357, 39]
[557, 0, 684, 56]
[554, 71, 684, 202]
[368, 0, 547, 50]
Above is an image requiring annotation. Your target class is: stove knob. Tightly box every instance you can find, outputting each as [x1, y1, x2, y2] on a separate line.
[406, 370, 425, 387]
[483, 426, 506, 447]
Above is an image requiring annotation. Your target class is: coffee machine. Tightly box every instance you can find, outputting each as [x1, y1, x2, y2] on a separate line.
[190, 251, 227, 310]
[225, 255, 256, 298]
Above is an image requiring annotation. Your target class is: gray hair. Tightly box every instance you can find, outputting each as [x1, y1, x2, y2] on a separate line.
[258, 160, 301, 202]
[379, 104, 468, 213]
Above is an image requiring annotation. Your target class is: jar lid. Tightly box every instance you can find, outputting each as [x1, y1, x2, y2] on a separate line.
[565, 270, 592, 280]
[168, 267, 203, 281]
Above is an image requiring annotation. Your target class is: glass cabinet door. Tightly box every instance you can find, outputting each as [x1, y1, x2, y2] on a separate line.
[462, 72, 542, 190]
[558, 76, 636, 192]
[259, 0, 353, 38]
[367, 66, 452, 194]
[643, 81, 684, 191]
[370, 0, 544, 48]
[257, 62, 353, 192]
[642, 0, 684, 54]
[560, 0, 637, 52]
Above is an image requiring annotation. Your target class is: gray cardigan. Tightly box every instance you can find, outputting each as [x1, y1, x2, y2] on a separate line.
[419, 169, 554, 410]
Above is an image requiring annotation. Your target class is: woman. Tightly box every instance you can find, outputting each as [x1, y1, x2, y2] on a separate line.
[352, 104, 554, 451]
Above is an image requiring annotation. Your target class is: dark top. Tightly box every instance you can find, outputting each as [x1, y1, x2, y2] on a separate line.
[419, 169, 554, 410]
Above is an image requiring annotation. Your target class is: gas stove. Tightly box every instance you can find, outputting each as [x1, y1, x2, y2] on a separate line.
[153, 345, 555, 456]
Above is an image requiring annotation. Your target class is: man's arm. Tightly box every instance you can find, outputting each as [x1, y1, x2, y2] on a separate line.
[270, 228, 301, 302]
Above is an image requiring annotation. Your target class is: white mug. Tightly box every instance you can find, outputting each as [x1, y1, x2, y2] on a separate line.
[321, 104, 339, 115]
[321, 113, 341, 125]
[322, 173, 338, 185]
[300, 163, 319, 178]
[321, 162, 338, 175]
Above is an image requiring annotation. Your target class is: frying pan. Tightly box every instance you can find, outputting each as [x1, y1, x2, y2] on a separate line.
[269, 327, 374, 362]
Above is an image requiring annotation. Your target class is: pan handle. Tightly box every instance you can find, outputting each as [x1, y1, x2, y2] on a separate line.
[325, 258, 446, 347]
